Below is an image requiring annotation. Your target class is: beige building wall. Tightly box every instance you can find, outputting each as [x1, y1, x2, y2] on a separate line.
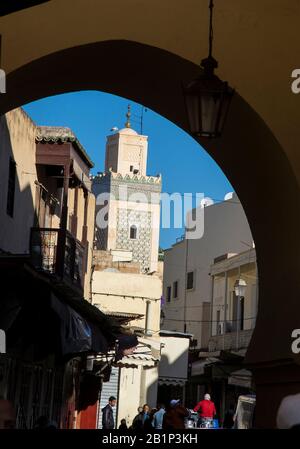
[0, 107, 95, 300]
[162, 194, 253, 349]
[117, 363, 159, 427]
[0, 108, 37, 254]
[143, 365, 159, 408]
[117, 366, 143, 426]
[92, 270, 161, 334]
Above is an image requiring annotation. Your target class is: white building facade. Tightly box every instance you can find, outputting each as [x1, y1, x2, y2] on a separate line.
[162, 195, 254, 350]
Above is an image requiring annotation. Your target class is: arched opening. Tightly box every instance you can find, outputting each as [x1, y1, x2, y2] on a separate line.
[2, 39, 300, 428]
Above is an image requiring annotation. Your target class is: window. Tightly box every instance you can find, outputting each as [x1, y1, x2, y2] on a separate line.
[173, 281, 178, 298]
[129, 225, 137, 239]
[166, 286, 171, 302]
[130, 165, 134, 172]
[186, 271, 194, 290]
[6, 157, 16, 217]
[232, 293, 245, 331]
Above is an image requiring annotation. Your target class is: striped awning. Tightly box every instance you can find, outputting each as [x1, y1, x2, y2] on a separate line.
[116, 343, 159, 368]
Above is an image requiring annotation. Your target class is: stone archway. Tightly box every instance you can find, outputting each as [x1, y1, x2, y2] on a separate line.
[1, 39, 300, 428]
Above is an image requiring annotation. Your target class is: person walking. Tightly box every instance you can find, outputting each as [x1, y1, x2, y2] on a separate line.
[102, 396, 117, 429]
[144, 408, 156, 431]
[162, 399, 189, 430]
[153, 403, 166, 429]
[194, 393, 216, 427]
[142, 404, 151, 427]
[132, 406, 144, 430]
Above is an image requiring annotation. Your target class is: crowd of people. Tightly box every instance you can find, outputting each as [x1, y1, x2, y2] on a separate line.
[102, 393, 219, 430]
[2, 391, 300, 429]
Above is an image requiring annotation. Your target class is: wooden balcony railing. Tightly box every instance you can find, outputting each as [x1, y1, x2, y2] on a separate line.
[30, 227, 85, 290]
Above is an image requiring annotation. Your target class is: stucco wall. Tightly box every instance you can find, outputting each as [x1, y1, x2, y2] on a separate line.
[0, 108, 37, 253]
[117, 366, 142, 426]
[92, 271, 162, 334]
[117, 364, 159, 427]
[159, 335, 190, 380]
[105, 131, 148, 177]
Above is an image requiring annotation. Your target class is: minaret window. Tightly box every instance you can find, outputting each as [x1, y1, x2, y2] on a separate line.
[130, 225, 138, 240]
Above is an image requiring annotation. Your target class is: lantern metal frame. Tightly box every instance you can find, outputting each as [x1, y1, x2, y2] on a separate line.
[183, 0, 234, 138]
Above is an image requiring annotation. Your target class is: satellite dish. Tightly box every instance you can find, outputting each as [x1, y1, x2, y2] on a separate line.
[200, 197, 214, 208]
[110, 126, 119, 132]
[224, 192, 234, 201]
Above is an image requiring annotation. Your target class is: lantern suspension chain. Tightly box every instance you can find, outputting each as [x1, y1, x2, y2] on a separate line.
[208, 0, 214, 58]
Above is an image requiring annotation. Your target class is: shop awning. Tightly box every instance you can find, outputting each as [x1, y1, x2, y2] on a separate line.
[228, 369, 252, 388]
[0, 257, 125, 360]
[116, 342, 159, 368]
[101, 310, 145, 325]
[50, 294, 110, 356]
[158, 377, 186, 386]
[191, 358, 219, 376]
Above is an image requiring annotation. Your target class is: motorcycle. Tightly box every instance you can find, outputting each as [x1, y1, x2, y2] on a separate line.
[199, 418, 214, 429]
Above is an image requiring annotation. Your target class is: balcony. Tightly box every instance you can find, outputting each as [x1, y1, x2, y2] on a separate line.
[30, 228, 85, 291]
[208, 329, 253, 353]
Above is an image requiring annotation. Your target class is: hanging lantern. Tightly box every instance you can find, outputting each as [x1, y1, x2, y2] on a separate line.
[234, 278, 247, 298]
[183, 1, 234, 138]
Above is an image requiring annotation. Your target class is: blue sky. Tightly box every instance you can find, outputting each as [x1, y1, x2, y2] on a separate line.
[24, 91, 233, 249]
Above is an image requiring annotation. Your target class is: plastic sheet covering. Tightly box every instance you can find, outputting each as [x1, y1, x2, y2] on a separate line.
[51, 296, 92, 355]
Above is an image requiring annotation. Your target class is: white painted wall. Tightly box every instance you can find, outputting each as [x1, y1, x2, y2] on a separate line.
[159, 335, 190, 380]
[117, 366, 142, 427]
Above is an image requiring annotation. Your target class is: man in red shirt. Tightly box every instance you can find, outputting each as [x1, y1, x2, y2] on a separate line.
[194, 394, 216, 427]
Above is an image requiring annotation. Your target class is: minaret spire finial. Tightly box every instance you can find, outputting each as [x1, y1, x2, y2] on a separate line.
[125, 104, 131, 128]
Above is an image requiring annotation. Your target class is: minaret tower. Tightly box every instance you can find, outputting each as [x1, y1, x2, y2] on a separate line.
[93, 106, 161, 273]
